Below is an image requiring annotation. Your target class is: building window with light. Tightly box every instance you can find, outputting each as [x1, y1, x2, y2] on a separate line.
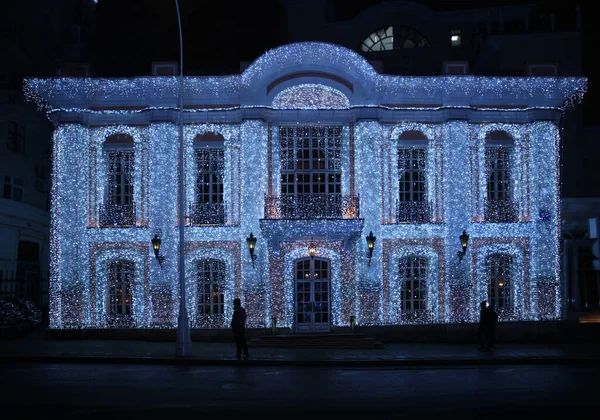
[397, 131, 431, 223]
[7, 121, 25, 154]
[486, 254, 513, 316]
[196, 259, 226, 326]
[484, 131, 517, 223]
[192, 133, 225, 225]
[279, 126, 343, 219]
[100, 134, 135, 227]
[361, 25, 430, 52]
[3, 175, 24, 202]
[107, 260, 135, 327]
[399, 256, 429, 322]
[451, 29, 462, 46]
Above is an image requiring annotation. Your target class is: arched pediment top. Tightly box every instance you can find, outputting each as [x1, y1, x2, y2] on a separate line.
[241, 42, 379, 89]
[272, 84, 350, 109]
[92, 125, 145, 147]
[485, 130, 514, 141]
[104, 133, 134, 144]
[389, 123, 440, 141]
[474, 124, 525, 146]
[184, 124, 240, 146]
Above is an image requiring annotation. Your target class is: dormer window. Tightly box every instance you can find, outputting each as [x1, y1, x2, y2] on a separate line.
[361, 26, 430, 52]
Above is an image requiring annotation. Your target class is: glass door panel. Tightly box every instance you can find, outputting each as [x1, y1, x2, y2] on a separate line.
[295, 258, 331, 333]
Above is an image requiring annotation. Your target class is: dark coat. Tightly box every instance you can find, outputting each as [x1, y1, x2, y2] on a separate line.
[231, 306, 246, 334]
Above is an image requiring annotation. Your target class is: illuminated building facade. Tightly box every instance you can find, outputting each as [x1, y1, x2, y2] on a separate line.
[24, 42, 586, 330]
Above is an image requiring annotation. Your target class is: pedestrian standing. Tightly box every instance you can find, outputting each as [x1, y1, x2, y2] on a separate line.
[478, 300, 491, 351]
[231, 298, 249, 358]
[487, 302, 498, 349]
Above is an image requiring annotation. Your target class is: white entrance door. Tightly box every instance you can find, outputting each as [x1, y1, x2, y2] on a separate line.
[295, 258, 331, 333]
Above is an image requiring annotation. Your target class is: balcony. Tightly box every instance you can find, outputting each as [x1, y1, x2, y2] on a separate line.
[396, 201, 433, 224]
[188, 202, 226, 226]
[264, 194, 360, 220]
[99, 204, 135, 227]
[484, 199, 519, 223]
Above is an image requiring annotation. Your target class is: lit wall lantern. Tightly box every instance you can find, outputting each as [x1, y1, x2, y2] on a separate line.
[458, 230, 470, 262]
[246, 232, 257, 268]
[151, 234, 165, 265]
[366, 231, 376, 266]
[308, 239, 317, 260]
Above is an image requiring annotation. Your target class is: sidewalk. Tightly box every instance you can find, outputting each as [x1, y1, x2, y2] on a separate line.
[1, 330, 599, 366]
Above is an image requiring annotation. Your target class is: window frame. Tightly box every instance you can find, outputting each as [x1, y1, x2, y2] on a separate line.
[485, 253, 513, 311]
[107, 260, 135, 326]
[196, 259, 226, 319]
[399, 256, 428, 313]
[396, 136, 432, 224]
[278, 125, 344, 219]
[100, 139, 136, 227]
[484, 142, 518, 223]
[3, 175, 24, 202]
[7, 121, 26, 154]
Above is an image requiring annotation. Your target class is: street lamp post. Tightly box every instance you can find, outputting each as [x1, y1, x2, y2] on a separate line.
[175, 0, 191, 357]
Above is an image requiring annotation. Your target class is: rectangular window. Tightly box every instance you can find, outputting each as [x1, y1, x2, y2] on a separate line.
[4, 175, 24, 202]
[451, 29, 461, 47]
[397, 148, 431, 223]
[192, 149, 224, 225]
[279, 126, 343, 219]
[485, 147, 517, 222]
[108, 260, 134, 327]
[197, 259, 225, 321]
[7, 121, 25, 154]
[35, 164, 49, 193]
[486, 254, 512, 314]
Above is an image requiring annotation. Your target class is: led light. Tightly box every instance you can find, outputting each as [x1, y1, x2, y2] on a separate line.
[29, 42, 582, 329]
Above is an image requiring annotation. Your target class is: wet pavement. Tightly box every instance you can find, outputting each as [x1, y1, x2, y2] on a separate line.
[1, 329, 599, 366]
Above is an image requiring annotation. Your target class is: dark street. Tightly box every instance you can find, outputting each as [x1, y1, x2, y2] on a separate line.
[1, 362, 597, 418]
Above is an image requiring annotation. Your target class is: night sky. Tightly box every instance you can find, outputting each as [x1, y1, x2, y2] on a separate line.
[92, 0, 597, 124]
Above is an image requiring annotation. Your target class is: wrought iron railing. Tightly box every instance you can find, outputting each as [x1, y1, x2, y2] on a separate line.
[99, 204, 136, 227]
[484, 199, 519, 223]
[396, 201, 433, 224]
[189, 202, 226, 225]
[264, 194, 360, 220]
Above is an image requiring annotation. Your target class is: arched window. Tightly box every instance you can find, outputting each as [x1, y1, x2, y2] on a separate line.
[397, 131, 430, 223]
[101, 134, 135, 227]
[107, 260, 135, 327]
[196, 259, 226, 326]
[486, 254, 512, 311]
[361, 25, 430, 52]
[399, 256, 428, 322]
[484, 131, 517, 223]
[192, 133, 225, 225]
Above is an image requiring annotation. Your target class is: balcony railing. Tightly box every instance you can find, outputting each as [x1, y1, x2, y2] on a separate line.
[264, 194, 360, 220]
[189, 202, 226, 225]
[484, 199, 519, 223]
[99, 204, 136, 227]
[396, 201, 433, 224]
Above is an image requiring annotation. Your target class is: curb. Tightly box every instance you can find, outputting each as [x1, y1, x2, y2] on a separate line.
[1, 355, 599, 367]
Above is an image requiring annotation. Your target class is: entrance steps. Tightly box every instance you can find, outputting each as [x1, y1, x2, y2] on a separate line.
[248, 332, 384, 349]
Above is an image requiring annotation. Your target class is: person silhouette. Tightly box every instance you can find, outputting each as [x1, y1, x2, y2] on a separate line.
[478, 300, 491, 351]
[231, 298, 248, 358]
[487, 302, 498, 349]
